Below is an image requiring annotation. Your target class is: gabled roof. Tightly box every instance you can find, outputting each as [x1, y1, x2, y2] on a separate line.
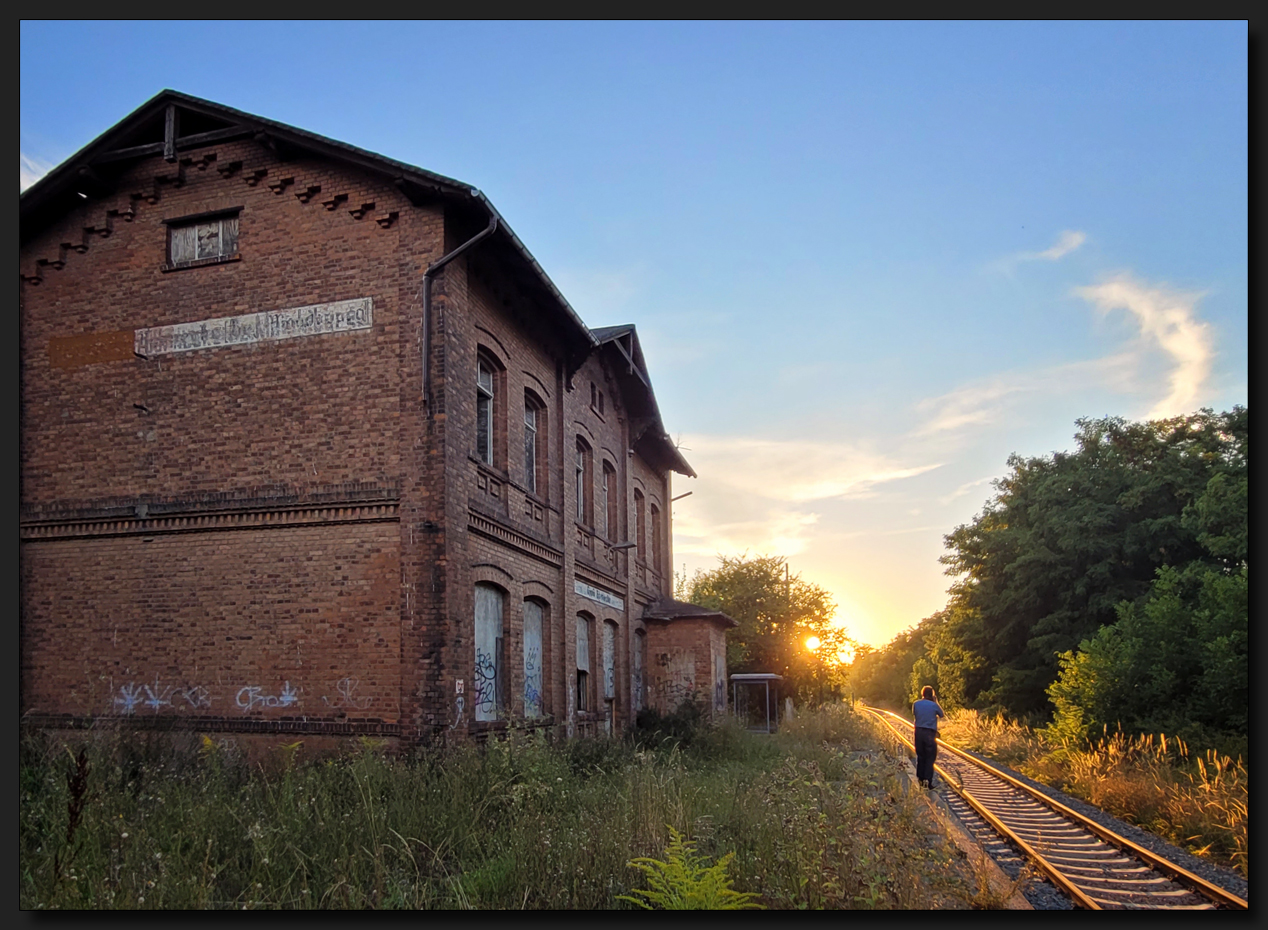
[20, 90, 694, 476]
[591, 325, 694, 478]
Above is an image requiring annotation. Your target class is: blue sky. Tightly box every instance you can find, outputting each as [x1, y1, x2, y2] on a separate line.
[21, 21, 1248, 647]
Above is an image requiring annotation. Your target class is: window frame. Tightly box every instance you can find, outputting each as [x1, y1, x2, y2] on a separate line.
[475, 350, 506, 469]
[477, 360, 495, 466]
[634, 489, 646, 563]
[524, 390, 547, 499]
[474, 583, 507, 721]
[523, 598, 546, 719]
[575, 437, 593, 526]
[576, 613, 593, 713]
[650, 502, 663, 574]
[163, 207, 242, 270]
[601, 460, 618, 541]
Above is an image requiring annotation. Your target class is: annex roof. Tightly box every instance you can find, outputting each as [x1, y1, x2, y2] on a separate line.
[641, 596, 738, 628]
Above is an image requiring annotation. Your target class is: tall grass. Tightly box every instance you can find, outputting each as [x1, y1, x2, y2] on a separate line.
[20, 707, 982, 910]
[938, 710, 1248, 878]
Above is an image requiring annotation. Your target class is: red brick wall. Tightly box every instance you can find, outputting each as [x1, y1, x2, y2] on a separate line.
[20, 139, 444, 738]
[21, 523, 401, 725]
[20, 127, 707, 743]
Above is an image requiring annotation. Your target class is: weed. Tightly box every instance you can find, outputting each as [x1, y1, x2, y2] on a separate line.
[618, 826, 762, 909]
[940, 709, 1248, 877]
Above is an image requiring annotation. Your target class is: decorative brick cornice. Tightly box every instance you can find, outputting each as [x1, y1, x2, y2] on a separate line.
[21, 488, 401, 541]
[468, 511, 563, 567]
[575, 563, 626, 596]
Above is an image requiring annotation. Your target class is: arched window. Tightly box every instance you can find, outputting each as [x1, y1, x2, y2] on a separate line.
[602, 461, 618, 541]
[474, 584, 506, 721]
[575, 437, 593, 525]
[602, 620, 617, 701]
[576, 614, 592, 712]
[524, 391, 546, 497]
[476, 360, 495, 466]
[475, 350, 505, 468]
[523, 599, 545, 718]
[634, 489, 646, 562]
[650, 503, 663, 573]
[633, 629, 646, 711]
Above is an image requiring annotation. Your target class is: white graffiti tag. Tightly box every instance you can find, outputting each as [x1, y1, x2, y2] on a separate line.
[235, 682, 300, 712]
[321, 678, 373, 710]
[112, 677, 177, 714]
[180, 685, 213, 709]
[113, 682, 145, 715]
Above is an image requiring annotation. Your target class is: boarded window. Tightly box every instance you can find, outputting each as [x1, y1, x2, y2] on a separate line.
[474, 585, 505, 721]
[633, 630, 646, 711]
[524, 600, 544, 718]
[576, 615, 591, 712]
[169, 214, 238, 266]
[603, 621, 617, 701]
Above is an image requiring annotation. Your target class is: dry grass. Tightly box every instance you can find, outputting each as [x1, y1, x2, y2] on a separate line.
[20, 705, 990, 910]
[939, 710, 1248, 878]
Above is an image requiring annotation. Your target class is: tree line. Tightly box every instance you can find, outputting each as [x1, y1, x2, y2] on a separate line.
[848, 408, 1247, 757]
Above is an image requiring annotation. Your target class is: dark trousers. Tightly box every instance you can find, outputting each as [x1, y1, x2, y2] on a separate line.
[915, 727, 938, 787]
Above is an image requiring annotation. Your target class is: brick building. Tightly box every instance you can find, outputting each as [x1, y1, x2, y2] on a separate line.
[19, 90, 734, 747]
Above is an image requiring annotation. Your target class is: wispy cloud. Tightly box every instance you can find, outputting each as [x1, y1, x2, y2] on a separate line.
[1075, 274, 1213, 418]
[1023, 229, 1087, 262]
[992, 229, 1088, 273]
[670, 435, 940, 560]
[21, 151, 53, 192]
[938, 475, 1000, 506]
[914, 352, 1138, 435]
[681, 435, 940, 503]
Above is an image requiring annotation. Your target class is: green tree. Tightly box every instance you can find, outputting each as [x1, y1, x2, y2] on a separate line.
[938, 408, 1246, 718]
[684, 554, 844, 705]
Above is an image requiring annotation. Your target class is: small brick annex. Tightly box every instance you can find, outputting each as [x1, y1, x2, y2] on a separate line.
[19, 90, 735, 747]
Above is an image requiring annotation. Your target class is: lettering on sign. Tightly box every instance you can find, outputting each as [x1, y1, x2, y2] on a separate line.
[134, 297, 373, 356]
[575, 580, 624, 611]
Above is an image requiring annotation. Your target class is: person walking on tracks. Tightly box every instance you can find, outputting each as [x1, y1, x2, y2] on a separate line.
[913, 686, 945, 789]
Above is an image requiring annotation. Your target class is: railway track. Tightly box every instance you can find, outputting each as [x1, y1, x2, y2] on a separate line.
[861, 705, 1247, 910]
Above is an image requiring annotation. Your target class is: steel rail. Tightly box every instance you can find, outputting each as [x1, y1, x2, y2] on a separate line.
[863, 705, 1247, 910]
[862, 705, 1101, 909]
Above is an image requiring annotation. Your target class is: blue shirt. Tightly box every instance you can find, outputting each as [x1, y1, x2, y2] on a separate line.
[913, 699, 945, 731]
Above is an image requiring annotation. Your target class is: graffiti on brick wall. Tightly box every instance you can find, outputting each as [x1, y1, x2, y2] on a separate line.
[714, 654, 727, 712]
[235, 682, 299, 712]
[321, 678, 372, 710]
[182, 685, 213, 709]
[652, 650, 696, 711]
[110, 677, 213, 715]
[473, 650, 498, 719]
[524, 642, 543, 718]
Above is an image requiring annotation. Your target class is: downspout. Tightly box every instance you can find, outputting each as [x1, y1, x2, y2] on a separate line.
[421, 215, 499, 415]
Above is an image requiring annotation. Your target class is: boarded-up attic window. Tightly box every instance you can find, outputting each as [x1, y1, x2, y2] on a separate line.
[168, 213, 239, 267]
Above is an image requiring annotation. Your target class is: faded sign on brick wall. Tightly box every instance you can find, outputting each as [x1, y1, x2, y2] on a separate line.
[135, 297, 373, 356]
[575, 580, 624, 612]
